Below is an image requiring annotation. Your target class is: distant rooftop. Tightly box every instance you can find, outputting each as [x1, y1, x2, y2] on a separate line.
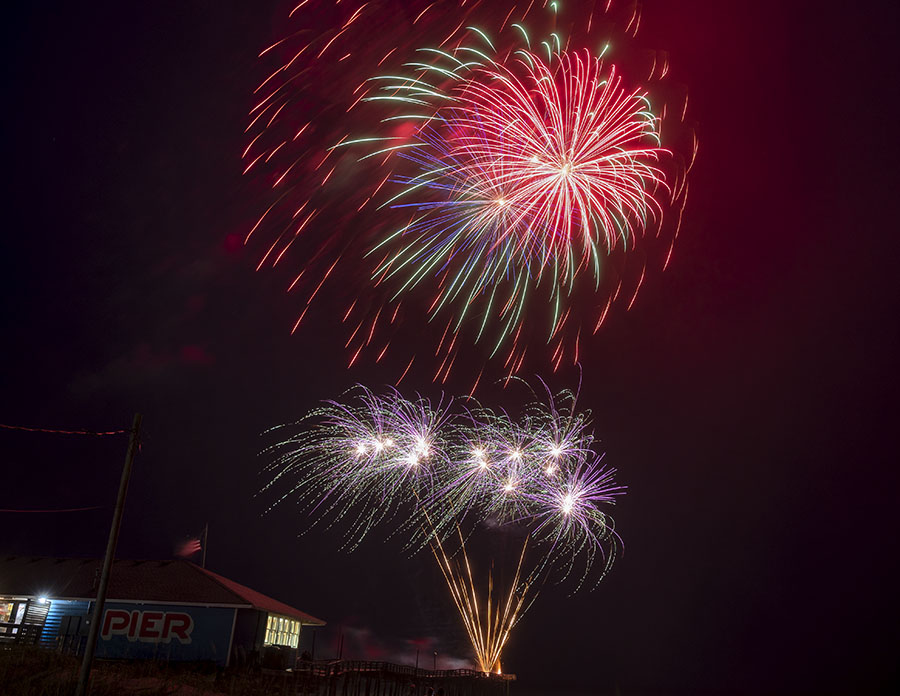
[0, 556, 325, 626]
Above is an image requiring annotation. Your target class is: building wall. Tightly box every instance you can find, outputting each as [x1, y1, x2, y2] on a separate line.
[230, 609, 305, 669]
[42, 599, 89, 649]
[91, 603, 236, 666]
[230, 608, 266, 666]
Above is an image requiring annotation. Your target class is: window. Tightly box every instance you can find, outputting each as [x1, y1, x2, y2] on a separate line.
[0, 598, 25, 638]
[0, 601, 14, 624]
[264, 614, 300, 648]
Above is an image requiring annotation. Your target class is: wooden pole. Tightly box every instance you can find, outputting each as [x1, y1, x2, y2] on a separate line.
[74, 413, 142, 696]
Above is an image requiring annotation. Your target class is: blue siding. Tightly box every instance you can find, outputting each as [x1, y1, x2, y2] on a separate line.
[41, 599, 89, 648]
[95, 603, 236, 665]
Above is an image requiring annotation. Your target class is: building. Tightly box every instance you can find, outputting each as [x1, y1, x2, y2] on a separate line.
[0, 556, 325, 667]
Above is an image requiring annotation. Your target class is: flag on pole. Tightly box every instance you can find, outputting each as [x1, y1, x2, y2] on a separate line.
[175, 537, 202, 558]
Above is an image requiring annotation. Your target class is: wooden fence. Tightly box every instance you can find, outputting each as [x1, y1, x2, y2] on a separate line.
[267, 659, 515, 696]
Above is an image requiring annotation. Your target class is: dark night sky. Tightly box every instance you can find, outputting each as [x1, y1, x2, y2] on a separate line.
[1, 1, 898, 694]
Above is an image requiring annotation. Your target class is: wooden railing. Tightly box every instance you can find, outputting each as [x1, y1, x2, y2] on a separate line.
[293, 659, 515, 681]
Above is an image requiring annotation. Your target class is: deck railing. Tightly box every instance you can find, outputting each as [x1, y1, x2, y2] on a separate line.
[292, 659, 515, 681]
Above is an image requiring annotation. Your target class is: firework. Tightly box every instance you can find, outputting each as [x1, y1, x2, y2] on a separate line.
[245, 1, 695, 380]
[264, 383, 624, 671]
[367, 48, 668, 359]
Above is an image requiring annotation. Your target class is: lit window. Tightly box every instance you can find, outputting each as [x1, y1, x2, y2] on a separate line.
[0, 601, 14, 624]
[264, 614, 300, 648]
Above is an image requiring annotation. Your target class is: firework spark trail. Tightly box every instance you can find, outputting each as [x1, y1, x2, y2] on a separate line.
[429, 525, 530, 673]
[245, 1, 694, 379]
[263, 383, 624, 670]
[363, 42, 673, 357]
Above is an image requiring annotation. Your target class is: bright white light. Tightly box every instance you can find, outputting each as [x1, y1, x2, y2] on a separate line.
[510, 449, 522, 460]
[550, 445, 562, 457]
[383, 438, 394, 447]
[472, 447, 485, 459]
[355, 443, 367, 455]
[374, 441, 384, 452]
[545, 465, 556, 476]
[562, 494, 574, 515]
[504, 481, 515, 492]
[406, 453, 419, 467]
[38, 596, 48, 605]
[529, 155, 539, 163]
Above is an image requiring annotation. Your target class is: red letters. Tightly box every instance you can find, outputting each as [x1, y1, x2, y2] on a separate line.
[128, 611, 140, 640]
[138, 611, 163, 640]
[162, 613, 192, 642]
[100, 609, 193, 644]
[101, 609, 130, 638]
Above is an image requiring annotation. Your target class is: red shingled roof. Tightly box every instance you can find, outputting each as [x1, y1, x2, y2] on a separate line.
[0, 556, 325, 625]
[192, 565, 324, 625]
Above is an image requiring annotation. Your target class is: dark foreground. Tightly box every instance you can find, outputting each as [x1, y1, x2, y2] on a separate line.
[0, 648, 513, 696]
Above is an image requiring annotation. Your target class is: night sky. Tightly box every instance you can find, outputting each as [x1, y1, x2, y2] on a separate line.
[2, 1, 898, 694]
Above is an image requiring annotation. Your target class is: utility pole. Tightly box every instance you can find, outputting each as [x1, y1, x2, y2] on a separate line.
[74, 413, 142, 696]
[201, 522, 208, 569]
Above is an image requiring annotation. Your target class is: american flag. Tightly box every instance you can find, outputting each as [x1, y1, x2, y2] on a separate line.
[175, 537, 202, 557]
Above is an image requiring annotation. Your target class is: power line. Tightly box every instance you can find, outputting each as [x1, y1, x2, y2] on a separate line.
[0, 506, 106, 514]
[0, 420, 132, 513]
[0, 423, 129, 436]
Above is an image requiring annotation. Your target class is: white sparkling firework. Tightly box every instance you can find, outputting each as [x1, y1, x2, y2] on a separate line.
[263, 384, 625, 672]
